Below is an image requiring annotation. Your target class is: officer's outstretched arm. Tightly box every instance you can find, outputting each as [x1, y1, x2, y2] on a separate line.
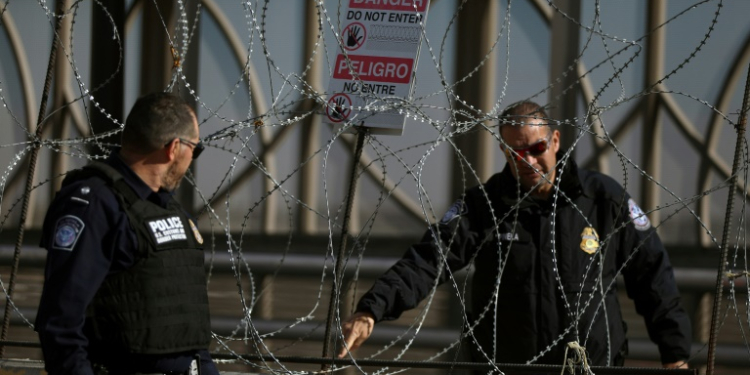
[338, 311, 375, 358]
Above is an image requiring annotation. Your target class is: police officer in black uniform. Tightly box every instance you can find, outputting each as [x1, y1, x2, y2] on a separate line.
[35, 92, 218, 375]
[338, 101, 692, 370]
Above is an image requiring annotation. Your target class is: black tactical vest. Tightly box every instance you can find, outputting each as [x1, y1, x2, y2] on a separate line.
[68, 162, 211, 354]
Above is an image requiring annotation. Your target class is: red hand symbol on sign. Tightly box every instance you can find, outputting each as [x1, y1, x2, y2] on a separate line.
[343, 22, 366, 51]
[327, 94, 352, 122]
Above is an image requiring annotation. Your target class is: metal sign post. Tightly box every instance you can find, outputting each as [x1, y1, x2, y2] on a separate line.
[320, 127, 368, 369]
[319, 1, 431, 370]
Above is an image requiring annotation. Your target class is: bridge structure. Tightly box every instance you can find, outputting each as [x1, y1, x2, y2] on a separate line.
[1, 1, 750, 374]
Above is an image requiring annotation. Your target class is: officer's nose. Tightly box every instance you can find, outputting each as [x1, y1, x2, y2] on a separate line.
[515, 151, 538, 167]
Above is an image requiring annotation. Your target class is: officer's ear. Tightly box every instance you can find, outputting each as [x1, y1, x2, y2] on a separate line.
[164, 138, 180, 162]
[550, 129, 561, 153]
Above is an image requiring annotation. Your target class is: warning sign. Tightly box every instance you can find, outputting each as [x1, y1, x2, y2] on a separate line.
[327, 93, 352, 122]
[323, 0, 430, 135]
[342, 22, 366, 51]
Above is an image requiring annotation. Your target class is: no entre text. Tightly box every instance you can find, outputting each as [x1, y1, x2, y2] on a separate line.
[343, 82, 397, 95]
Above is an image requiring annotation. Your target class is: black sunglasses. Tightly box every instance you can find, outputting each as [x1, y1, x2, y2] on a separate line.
[176, 138, 205, 160]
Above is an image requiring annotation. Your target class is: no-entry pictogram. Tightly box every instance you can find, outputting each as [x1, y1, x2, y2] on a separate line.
[326, 93, 352, 122]
[343, 22, 366, 51]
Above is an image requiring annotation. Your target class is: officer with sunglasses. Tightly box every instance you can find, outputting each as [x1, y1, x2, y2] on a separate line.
[339, 101, 691, 371]
[35, 92, 218, 375]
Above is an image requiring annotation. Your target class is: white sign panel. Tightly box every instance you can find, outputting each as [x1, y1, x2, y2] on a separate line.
[323, 0, 430, 135]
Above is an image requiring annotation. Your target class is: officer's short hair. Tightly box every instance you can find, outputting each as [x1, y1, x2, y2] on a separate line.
[122, 92, 196, 154]
[499, 100, 550, 129]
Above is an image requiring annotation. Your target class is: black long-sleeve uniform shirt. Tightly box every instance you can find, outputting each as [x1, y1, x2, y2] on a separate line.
[35, 151, 217, 375]
[357, 157, 691, 366]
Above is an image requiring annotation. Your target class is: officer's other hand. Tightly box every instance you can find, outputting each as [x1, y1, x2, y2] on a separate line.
[337, 311, 375, 358]
[662, 360, 688, 369]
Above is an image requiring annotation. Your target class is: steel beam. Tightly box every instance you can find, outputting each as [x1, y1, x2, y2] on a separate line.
[697, 32, 750, 247]
[640, 0, 666, 224]
[175, 0, 202, 210]
[549, 0, 581, 151]
[451, 1, 498, 198]
[89, 0, 124, 155]
[0, 1, 40, 219]
[297, 2, 324, 234]
[140, 0, 174, 94]
[50, 1, 74, 194]
[0, 0, 67, 358]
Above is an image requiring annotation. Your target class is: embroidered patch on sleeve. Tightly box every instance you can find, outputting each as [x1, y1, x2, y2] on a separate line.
[53, 215, 85, 251]
[628, 198, 651, 231]
[440, 199, 466, 224]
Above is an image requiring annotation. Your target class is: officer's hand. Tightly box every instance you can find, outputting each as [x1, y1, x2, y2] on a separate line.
[337, 311, 375, 358]
[662, 360, 688, 369]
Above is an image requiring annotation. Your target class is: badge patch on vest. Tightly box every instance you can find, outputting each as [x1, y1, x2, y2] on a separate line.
[499, 232, 519, 242]
[53, 215, 85, 251]
[627, 198, 651, 231]
[580, 227, 599, 254]
[440, 199, 466, 224]
[147, 216, 187, 244]
[189, 219, 203, 244]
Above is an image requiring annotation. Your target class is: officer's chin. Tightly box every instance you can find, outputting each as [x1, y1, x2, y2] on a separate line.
[168, 176, 185, 192]
[161, 172, 184, 192]
[520, 175, 540, 189]
[162, 161, 189, 192]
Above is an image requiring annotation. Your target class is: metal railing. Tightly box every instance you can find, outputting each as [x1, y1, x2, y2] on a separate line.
[1, 240, 748, 369]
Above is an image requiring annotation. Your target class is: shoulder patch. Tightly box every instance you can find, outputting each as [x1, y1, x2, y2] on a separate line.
[53, 215, 85, 251]
[628, 198, 651, 231]
[440, 199, 466, 224]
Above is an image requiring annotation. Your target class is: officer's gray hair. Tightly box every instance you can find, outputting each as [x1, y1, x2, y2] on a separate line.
[122, 92, 196, 154]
